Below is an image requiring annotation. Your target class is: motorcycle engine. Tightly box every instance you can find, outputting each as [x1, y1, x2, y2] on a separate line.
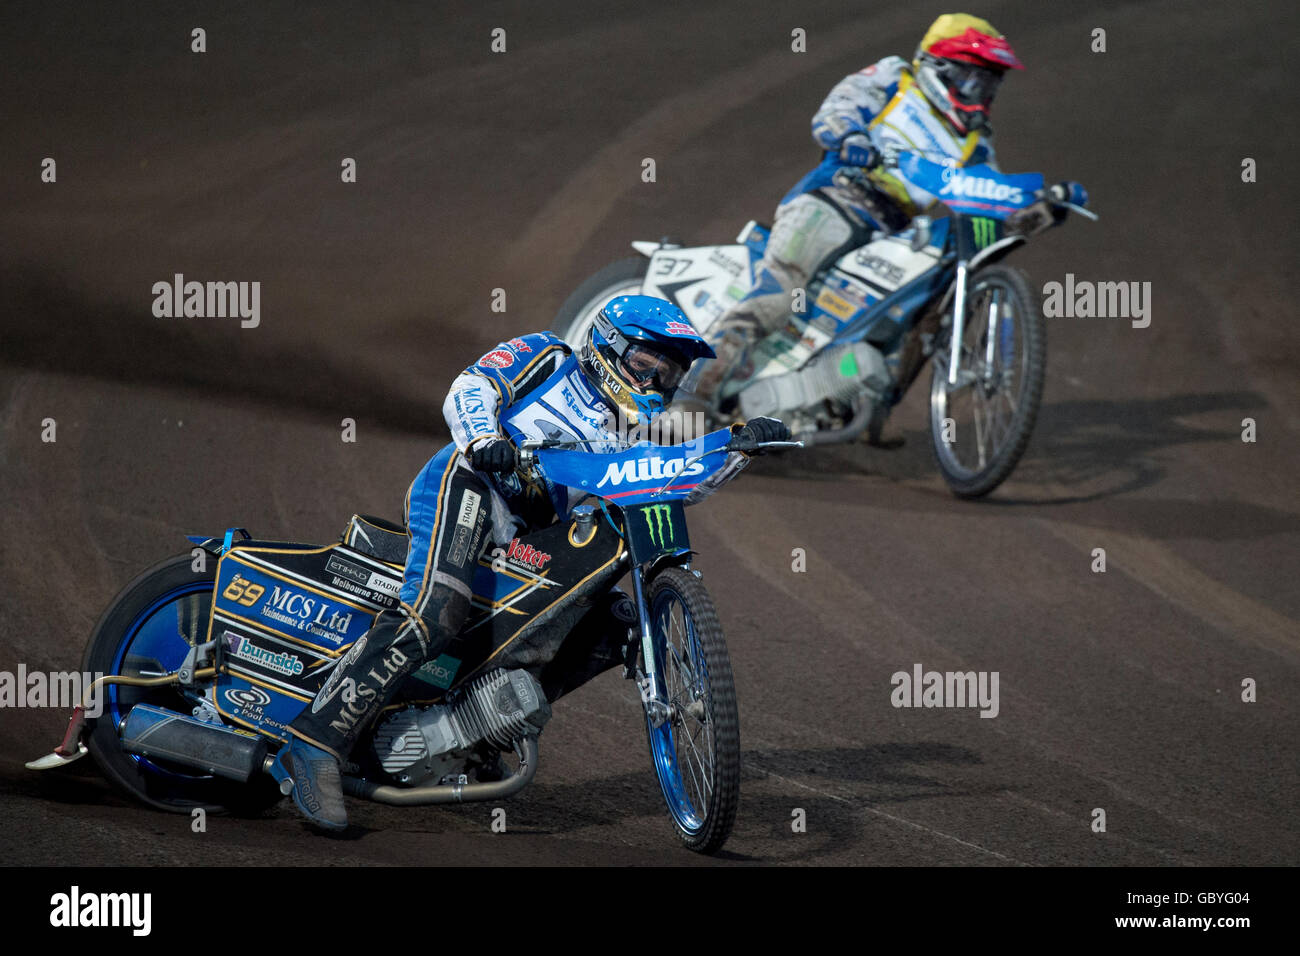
[739, 341, 890, 421]
[370, 668, 551, 786]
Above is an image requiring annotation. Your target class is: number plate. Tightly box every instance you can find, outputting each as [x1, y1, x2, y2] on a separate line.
[623, 501, 689, 564]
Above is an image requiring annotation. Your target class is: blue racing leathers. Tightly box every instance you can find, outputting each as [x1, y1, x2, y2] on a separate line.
[289, 332, 747, 759]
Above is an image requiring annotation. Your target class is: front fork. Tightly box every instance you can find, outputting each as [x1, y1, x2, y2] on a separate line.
[946, 259, 969, 386]
[627, 565, 673, 727]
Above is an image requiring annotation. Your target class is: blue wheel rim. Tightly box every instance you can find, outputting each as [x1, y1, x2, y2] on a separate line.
[647, 585, 712, 835]
[106, 580, 214, 781]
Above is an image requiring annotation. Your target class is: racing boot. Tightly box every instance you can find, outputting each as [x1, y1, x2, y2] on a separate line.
[270, 738, 348, 831]
[276, 604, 457, 829]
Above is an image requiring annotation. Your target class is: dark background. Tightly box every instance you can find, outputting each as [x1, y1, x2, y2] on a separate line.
[1, 0, 1296, 864]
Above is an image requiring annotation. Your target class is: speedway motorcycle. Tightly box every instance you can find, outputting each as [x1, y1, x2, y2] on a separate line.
[555, 149, 1096, 497]
[29, 428, 797, 854]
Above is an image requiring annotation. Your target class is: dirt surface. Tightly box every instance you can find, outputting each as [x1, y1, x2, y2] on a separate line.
[1, 0, 1296, 865]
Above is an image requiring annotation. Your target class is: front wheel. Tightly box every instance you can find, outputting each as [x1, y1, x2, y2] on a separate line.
[553, 257, 649, 349]
[928, 264, 1045, 498]
[642, 567, 740, 854]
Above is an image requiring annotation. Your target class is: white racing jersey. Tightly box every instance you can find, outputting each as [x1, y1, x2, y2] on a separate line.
[443, 331, 749, 540]
[789, 56, 998, 219]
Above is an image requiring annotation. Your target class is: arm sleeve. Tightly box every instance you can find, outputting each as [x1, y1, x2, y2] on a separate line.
[443, 372, 503, 453]
[810, 57, 905, 150]
[443, 332, 570, 452]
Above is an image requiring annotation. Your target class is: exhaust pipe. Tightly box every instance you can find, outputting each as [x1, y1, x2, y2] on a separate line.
[340, 736, 539, 805]
[121, 704, 268, 783]
[800, 394, 875, 445]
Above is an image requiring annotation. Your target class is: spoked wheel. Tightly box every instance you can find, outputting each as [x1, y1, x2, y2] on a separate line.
[81, 554, 282, 814]
[929, 264, 1045, 498]
[642, 567, 739, 854]
[553, 257, 648, 349]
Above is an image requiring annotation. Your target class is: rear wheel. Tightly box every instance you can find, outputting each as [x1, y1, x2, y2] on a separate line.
[929, 264, 1045, 498]
[642, 567, 739, 854]
[81, 554, 282, 814]
[553, 257, 648, 348]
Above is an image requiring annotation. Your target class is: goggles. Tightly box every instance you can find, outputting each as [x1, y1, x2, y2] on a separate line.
[945, 61, 1003, 105]
[594, 311, 690, 391]
[619, 342, 688, 391]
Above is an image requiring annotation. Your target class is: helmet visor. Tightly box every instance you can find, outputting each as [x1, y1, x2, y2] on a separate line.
[619, 343, 689, 391]
[946, 62, 1003, 105]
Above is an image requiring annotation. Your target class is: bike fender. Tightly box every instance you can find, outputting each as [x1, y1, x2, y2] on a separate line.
[967, 235, 1026, 271]
[632, 240, 679, 257]
[646, 549, 695, 581]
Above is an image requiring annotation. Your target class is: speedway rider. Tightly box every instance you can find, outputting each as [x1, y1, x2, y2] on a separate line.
[271, 294, 791, 830]
[687, 13, 1067, 412]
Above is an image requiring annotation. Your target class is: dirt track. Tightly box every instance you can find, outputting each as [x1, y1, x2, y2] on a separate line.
[1, 0, 1297, 865]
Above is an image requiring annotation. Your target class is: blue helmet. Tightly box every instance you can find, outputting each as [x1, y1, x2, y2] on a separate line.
[580, 295, 715, 426]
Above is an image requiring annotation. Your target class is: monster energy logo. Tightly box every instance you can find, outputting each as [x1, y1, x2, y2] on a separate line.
[971, 217, 997, 249]
[642, 504, 676, 549]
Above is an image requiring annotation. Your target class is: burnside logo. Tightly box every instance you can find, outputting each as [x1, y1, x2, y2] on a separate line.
[50, 886, 151, 936]
[226, 634, 304, 677]
[596, 456, 705, 488]
[505, 538, 551, 569]
[939, 174, 1023, 205]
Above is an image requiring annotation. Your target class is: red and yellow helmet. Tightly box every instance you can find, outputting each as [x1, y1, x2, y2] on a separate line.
[913, 14, 1023, 133]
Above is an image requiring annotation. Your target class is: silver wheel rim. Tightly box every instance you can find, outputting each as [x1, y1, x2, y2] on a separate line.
[931, 275, 1032, 479]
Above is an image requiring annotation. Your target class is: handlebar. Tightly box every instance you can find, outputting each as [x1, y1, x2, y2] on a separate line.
[723, 437, 805, 455]
[1038, 183, 1099, 221]
[517, 436, 804, 464]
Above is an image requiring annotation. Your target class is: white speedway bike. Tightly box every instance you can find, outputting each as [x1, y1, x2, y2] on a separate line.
[555, 150, 1095, 497]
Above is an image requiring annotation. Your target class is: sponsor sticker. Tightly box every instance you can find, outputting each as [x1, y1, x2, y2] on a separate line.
[815, 288, 857, 319]
[221, 684, 288, 729]
[939, 174, 1024, 204]
[312, 635, 368, 714]
[595, 455, 704, 488]
[253, 580, 356, 645]
[456, 489, 482, 528]
[447, 488, 483, 568]
[413, 653, 461, 690]
[664, 320, 698, 337]
[367, 571, 400, 596]
[326, 554, 370, 586]
[222, 630, 304, 677]
[477, 349, 515, 369]
[492, 538, 552, 572]
[224, 685, 272, 709]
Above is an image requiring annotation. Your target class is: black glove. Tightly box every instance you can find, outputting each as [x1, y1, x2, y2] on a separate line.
[469, 437, 518, 473]
[736, 416, 791, 454]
